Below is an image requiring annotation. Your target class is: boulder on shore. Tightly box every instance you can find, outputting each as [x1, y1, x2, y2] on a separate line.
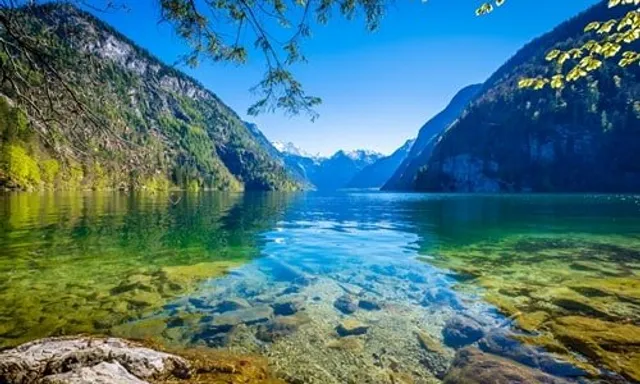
[0, 336, 189, 384]
[0, 336, 285, 384]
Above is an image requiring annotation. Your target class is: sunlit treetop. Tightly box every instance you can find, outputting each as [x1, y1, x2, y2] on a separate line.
[475, 0, 640, 90]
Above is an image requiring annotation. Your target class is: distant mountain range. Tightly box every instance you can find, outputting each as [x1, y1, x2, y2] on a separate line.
[271, 143, 386, 190]
[347, 139, 415, 189]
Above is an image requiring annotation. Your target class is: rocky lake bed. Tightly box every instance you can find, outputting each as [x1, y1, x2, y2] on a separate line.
[1, 193, 639, 383]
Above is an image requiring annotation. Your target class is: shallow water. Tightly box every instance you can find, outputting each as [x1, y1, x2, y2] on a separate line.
[1, 191, 639, 382]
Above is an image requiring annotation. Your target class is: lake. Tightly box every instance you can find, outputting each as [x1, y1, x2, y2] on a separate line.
[1, 191, 639, 383]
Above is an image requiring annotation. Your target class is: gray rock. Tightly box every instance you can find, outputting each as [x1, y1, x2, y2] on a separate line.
[442, 315, 485, 348]
[334, 295, 357, 314]
[41, 362, 146, 384]
[0, 336, 190, 384]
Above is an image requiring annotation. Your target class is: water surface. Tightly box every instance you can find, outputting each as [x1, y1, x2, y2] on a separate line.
[1, 192, 639, 383]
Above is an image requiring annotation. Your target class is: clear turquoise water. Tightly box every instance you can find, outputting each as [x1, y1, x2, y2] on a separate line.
[1, 191, 639, 382]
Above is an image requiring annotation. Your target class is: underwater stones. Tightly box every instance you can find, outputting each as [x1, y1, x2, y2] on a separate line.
[111, 317, 168, 341]
[416, 331, 450, 379]
[370, 264, 399, 277]
[326, 337, 364, 352]
[266, 257, 314, 285]
[443, 347, 571, 384]
[421, 287, 463, 309]
[215, 298, 251, 313]
[0, 336, 190, 384]
[442, 315, 485, 348]
[271, 297, 304, 316]
[357, 297, 381, 311]
[478, 329, 588, 378]
[334, 294, 357, 314]
[550, 316, 640, 382]
[255, 314, 310, 342]
[404, 271, 427, 284]
[416, 331, 445, 355]
[336, 319, 369, 337]
[209, 305, 274, 329]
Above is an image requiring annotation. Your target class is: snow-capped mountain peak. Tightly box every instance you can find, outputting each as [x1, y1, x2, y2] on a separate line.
[272, 141, 318, 158]
[340, 149, 384, 162]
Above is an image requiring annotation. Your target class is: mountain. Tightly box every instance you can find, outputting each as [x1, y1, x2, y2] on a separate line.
[244, 122, 283, 161]
[273, 146, 384, 190]
[415, 1, 640, 193]
[0, 4, 299, 191]
[271, 141, 318, 158]
[382, 84, 482, 190]
[346, 139, 415, 189]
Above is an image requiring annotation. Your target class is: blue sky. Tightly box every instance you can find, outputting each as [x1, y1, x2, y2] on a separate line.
[88, 0, 599, 156]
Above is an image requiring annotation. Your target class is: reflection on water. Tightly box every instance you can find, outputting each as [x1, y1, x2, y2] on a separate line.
[0, 192, 294, 347]
[1, 192, 639, 383]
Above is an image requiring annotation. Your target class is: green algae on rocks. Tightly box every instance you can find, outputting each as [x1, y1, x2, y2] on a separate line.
[0, 191, 295, 349]
[420, 233, 640, 382]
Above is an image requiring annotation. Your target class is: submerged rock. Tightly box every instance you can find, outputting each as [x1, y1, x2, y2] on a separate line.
[479, 329, 589, 378]
[336, 319, 369, 337]
[334, 294, 357, 314]
[415, 331, 450, 379]
[215, 298, 251, 313]
[271, 296, 304, 316]
[255, 314, 310, 342]
[551, 316, 640, 382]
[326, 337, 364, 352]
[442, 315, 485, 348]
[443, 347, 571, 384]
[358, 297, 382, 311]
[0, 336, 190, 384]
[421, 287, 464, 309]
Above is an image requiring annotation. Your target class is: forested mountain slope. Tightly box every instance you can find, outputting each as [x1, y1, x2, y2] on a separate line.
[0, 4, 298, 191]
[416, 1, 640, 193]
[382, 84, 482, 190]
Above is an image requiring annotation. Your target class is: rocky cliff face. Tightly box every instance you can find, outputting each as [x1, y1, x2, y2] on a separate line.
[415, 1, 640, 193]
[382, 84, 482, 191]
[0, 4, 298, 191]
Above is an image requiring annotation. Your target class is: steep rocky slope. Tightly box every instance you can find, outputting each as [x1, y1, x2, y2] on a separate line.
[0, 4, 298, 191]
[382, 84, 482, 191]
[416, 1, 640, 193]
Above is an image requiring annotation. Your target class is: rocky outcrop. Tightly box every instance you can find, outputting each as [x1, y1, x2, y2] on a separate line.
[0, 336, 190, 384]
[0, 336, 285, 384]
